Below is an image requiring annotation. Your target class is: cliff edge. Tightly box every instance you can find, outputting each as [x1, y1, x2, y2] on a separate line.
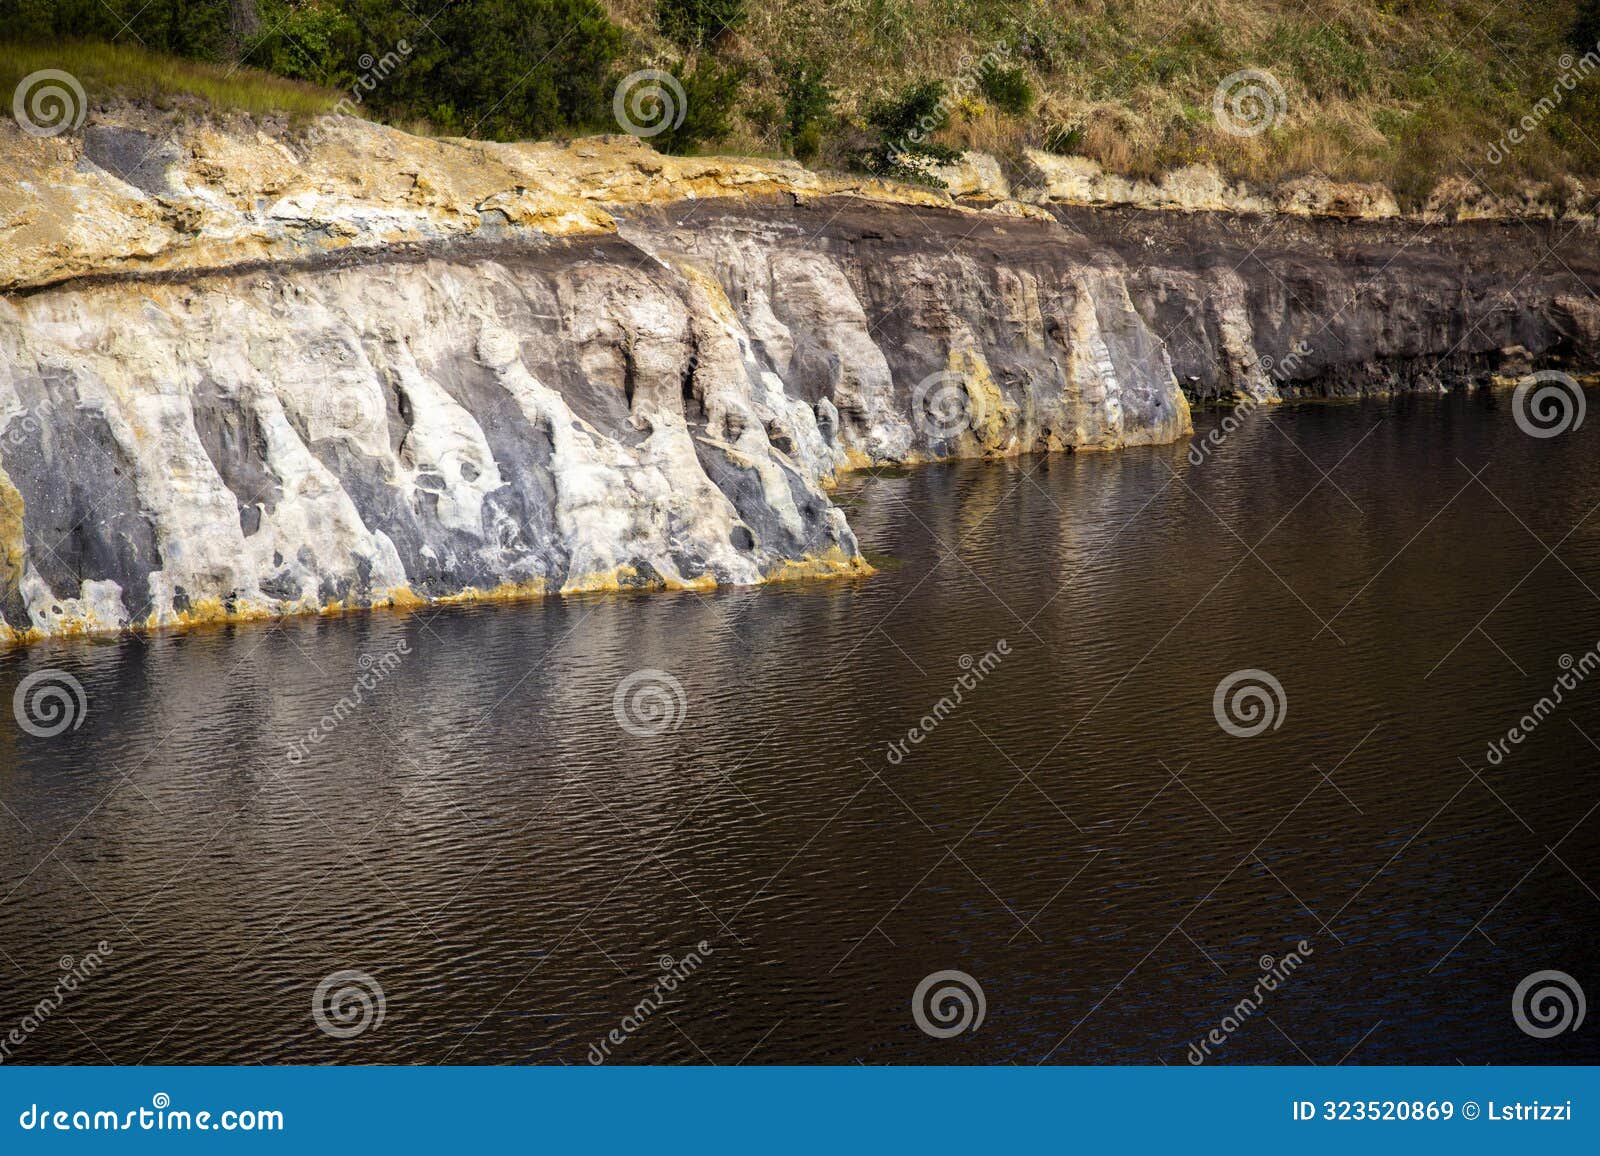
[1, 108, 1595, 643]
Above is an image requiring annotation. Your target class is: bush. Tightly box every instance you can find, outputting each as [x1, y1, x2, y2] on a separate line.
[247, 1, 361, 87]
[350, 0, 628, 141]
[652, 56, 745, 155]
[853, 80, 963, 185]
[0, 0, 235, 58]
[656, 0, 746, 48]
[979, 64, 1034, 116]
[1572, 0, 1600, 50]
[779, 56, 833, 161]
[0, 0, 63, 42]
[0, 0, 630, 142]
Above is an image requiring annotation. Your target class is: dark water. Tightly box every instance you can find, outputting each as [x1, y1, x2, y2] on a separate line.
[3, 391, 1598, 1066]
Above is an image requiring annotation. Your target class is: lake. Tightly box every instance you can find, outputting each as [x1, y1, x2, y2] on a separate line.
[2, 391, 1597, 1065]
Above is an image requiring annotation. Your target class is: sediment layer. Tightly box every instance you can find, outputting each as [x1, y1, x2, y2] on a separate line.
[1, 110, 1593, 642]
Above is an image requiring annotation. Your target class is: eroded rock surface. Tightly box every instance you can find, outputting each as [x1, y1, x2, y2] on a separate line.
[1, 113, 1199, 641]
[1055, 207, 1600, 400]
[2, 108, 1594, 642]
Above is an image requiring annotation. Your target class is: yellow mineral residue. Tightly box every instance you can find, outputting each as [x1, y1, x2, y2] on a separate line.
[1, 550, 883, 648]
[1, 472, 52, 647]
[765, 547, 876, 584]
[560, 565, 717, 595]
[428, 578, 549, 605]
[380, 586, 429, 610]
[669, 260, 741, 326]
[143, 595, 276, 634]
[946, 346, 1016, 453]
[1173, 384, 1195, 436]
[0, 465, 25, 610]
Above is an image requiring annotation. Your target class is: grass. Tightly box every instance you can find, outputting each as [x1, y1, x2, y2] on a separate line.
[682, 0, 1600, 203]
[1, 39, 343, 122]
[8, 2, 1600, 204]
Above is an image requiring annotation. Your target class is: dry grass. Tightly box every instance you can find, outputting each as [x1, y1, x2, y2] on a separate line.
[7, 1, 1599, 201]
[695, 0, 1600, 200]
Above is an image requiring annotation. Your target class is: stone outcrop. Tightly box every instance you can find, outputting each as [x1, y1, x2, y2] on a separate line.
[0, 109, 1191, 642]
[1014, 151, 1594, 223]
[1053, 206, 1600, 399]
[2, 107, 1595, 642]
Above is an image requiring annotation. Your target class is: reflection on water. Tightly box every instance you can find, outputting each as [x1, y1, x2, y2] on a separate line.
[2, 391, 1598, 1064]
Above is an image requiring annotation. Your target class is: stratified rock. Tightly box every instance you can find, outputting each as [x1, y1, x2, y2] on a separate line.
[0, 110, 1196, 642]
[2, 106, 1595, 643]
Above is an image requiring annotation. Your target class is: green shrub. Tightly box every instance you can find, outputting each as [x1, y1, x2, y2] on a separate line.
[779, 56, 833, 161]
[246, 1, 361, 87]
[350, 0, 628, 141]
[0, 0, 629, 141]
[0, 0, 62, 41]
[0, 0, 235, 58]
[652, 56, 745, 155]
[656, 0, 747, 48]
[853, 80, 963, 185]
[979, 63, 1034, 115]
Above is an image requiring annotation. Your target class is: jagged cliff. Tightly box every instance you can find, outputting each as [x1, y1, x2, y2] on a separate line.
[1, 108, 1595, 643]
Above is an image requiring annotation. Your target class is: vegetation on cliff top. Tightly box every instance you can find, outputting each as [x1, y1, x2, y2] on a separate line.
[0, 38, 341, 120]
[4, 0, 1600, 203]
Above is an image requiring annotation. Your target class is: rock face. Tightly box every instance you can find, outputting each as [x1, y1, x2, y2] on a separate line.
[0, 109, 1594, 642]
[0, 114, 1192, 642]
[1054, 207, 1600, 400]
